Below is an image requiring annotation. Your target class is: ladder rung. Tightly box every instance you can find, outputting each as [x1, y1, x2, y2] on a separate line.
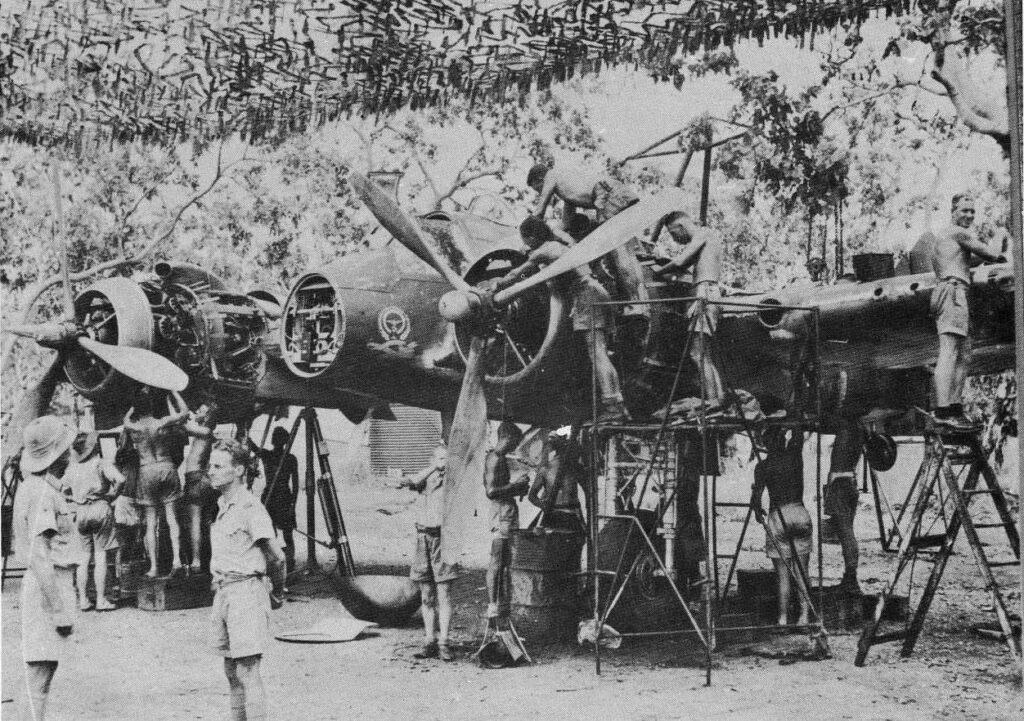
[871, 630, 908, 644]
[987, 561, 1020, 568]
[909, 533, 947, 549]
[972, 523, 1010, 529]
[714, 502, 750, 508]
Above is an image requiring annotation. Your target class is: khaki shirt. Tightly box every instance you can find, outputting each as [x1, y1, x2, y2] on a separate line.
[414, 467, 445, 530]
[14, 473, 79, 569]
[210, 488, 279, 583]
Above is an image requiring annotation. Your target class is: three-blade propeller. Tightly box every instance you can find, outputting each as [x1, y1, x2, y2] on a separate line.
[350, 171, 683, 563]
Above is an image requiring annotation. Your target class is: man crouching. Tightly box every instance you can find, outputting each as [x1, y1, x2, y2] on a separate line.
[208, 439, 285, 721]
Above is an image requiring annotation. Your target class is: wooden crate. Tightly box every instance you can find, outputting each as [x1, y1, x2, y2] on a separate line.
[137, 572, 214, 612]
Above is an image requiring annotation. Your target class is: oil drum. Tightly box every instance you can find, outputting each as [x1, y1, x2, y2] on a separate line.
[509, 528, 584, 644]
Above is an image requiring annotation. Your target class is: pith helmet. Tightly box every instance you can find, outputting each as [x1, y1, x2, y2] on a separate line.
[20, 416, 78, 474]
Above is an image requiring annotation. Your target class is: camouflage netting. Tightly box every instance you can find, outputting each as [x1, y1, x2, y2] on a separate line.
[0, 0, 915, 149]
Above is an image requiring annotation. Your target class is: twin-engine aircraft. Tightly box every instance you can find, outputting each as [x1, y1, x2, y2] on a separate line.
[6, 176, 1015, 447]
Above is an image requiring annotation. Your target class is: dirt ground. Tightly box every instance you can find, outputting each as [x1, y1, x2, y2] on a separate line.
[3, 440, 1022, 720]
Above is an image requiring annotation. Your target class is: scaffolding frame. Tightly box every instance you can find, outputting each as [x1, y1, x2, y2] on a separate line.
[583, 294, 828, 679]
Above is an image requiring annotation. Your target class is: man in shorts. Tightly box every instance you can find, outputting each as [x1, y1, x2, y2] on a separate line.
[15, 415, 80, 720]
[528, 428, 587, 534]
[751, 428, 813, 626]
[823, 420, 864, 595]
[527, 162, 649, 319]
[651, 210, 726, 405]
[400, 444, 457, 661]
[489, 216, 628, 422]
[208, 439, 286, 721]
[123, 388, 189, 577]
[483, 422, 530, 620]
[67, 432, 125, 611]
[183, 402, 219, 573]
[929, 193, 1006, 430]
[248, 426, 300, 577]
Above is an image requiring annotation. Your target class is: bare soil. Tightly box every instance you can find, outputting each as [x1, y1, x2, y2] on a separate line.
[3, 443, 1022, 720]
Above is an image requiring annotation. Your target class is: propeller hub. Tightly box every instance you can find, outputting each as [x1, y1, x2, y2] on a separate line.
[439, 290, 484, 324]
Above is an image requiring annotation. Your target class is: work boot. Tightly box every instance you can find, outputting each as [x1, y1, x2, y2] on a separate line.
[413, 641, 438, 659]
[438, 643, 455, 662]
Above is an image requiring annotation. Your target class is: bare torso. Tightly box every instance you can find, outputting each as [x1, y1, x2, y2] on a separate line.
[126, 416, 178, 466]
[931, 223, 974, 283]
[692, 230, 723, 285]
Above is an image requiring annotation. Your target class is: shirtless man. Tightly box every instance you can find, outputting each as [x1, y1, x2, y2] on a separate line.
[183, 402, 218, 573]
[490, 216, 628, 422]
[527, 162, 648, 317]
[123, 388, 188, 577]
[483, 422, 530, 620]
[528, 430, 587, 533]
[651, 210, 725, 405]
[930, 193, 1006, 430]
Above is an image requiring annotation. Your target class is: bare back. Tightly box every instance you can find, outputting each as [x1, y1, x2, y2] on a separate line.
[126, 416, 179, 466]
[549, 165, 604, 208]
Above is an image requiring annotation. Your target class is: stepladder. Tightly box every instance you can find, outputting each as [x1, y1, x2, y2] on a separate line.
[856, 427, 1020, 666]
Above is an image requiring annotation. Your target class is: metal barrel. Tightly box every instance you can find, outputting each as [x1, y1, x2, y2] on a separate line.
[509, 528, 584, 643]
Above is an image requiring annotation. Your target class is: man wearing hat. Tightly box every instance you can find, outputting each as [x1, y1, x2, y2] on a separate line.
[14, 415, 81, 721]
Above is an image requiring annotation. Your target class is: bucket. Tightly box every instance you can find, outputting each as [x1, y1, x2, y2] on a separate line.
[509, 529, 583, 644]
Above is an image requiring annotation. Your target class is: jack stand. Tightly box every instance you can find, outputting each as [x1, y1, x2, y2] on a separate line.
[267, 407, 355, 578]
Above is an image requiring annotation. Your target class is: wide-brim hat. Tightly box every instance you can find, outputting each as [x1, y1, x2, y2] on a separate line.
[20, 416, 78, 474]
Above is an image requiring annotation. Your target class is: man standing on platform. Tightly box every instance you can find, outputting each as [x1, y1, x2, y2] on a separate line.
[651, 210, 726, 405]
[15, 416, 80, 721]
[208, 439, 286, 721]
[929, 193, 1006, 430]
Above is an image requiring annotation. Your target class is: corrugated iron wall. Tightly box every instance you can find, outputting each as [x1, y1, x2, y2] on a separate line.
[369, 405, 443, 476]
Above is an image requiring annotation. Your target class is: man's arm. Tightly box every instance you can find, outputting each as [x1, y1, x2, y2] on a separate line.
[401, 464, 434, 492]
[29, 532, 74, 633]
[750, 464, 767, 523]
[954, 229, 1006, 263]
[484, 454, 529, 501]
[533, 172, 559, 218]
[526, 469, 546, 509]
[157, 391, 189, 429]
[99, 460, 127, 500]
[491, 255, 542, 292]
[654, 235, 708, 278]
[288, 455, 300, 503]
[256, 538, 287, 608]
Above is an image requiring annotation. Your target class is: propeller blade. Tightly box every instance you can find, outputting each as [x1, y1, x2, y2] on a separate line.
[350, 171, 472, 293]
[440, 335, 489, 567]
[4, 322, 79, 347]
[493, 187, 688, 306]
[77, 337, 189, 391]
[1, 355, 65, 462]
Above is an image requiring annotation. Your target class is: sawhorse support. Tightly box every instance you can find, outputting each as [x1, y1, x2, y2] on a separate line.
[856, 428, 1020, 665]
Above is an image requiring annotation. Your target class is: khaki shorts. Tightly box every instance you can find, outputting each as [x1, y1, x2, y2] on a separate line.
[137, 462, 181, 507]
[409, 528, 458, 583]
[930, 277, 970, 337]
[824, 473, 858, 523]
[211, 577, 271, 659]
[22, 567, 76, 663]
[765, 503, 813, 560]
[571, 276, 613, 331]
